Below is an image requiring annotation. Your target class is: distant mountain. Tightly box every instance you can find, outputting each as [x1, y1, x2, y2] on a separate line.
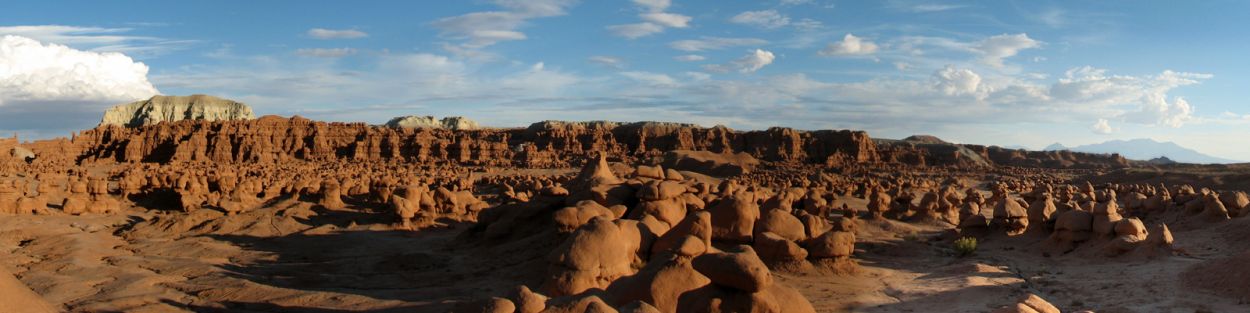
[1001, 144, 1031, 150]
[1043, 138, 1241, 164]
[1043, 143, 1067, 151]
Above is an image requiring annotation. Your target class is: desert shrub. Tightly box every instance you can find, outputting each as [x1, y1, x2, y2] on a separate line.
[953, 237, 977, 257]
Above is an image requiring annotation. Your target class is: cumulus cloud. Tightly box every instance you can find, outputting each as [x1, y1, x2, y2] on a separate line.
[730, 10, 791, 29]
[1091, 118, 1113, 134]
[306, 28, 368, 39]
[0, 35, 158, 138]
[608, 0, 691, 39]
[669, 37, 768, 52]
[0, 35, 157, 103]
[933, 65, 982, 97]
[1051, 67, 1209, 127]
[976, 33, 1042, 67]
[296, 47, 357, 58]
[819, 33, 879, 56]
[705, 49, 775, 74]
[432, 0, 575, 49]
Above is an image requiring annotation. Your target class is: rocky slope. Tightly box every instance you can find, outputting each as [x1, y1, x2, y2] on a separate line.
[100, 95, 255, 127]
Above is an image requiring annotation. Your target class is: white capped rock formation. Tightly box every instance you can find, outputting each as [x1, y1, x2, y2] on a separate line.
[101, 95, 255, 127]
[385, 115, 479, 130]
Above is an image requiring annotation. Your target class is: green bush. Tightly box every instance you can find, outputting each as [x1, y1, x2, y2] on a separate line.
[953, 237, 977, 257]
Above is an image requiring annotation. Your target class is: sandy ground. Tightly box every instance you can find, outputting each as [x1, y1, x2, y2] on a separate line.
[2, 189, 1250, 312]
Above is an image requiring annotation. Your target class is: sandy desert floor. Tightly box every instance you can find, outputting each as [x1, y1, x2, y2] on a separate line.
[3, 173, 1248, 313]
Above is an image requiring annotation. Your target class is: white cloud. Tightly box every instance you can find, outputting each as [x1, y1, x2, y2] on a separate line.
[0, 25, 191, 56]
[685, 71, 711, 81]
[780, 0, 813, 5]
[1050, 67, 1209, 128]
[792, 18, 824, 31]
[1091, 118, 1113, 134]
[819, 33, 879, 56]
[0, 35, 158, 138]
[296, 47, 357, 58]
[0, 35, 157, 103]
[432, 0, 575, 49]
[889, 2, 967, 12]
[674, 54, 706, 62]
[933, 65, 982, 97]
[608, 23, 665, 39]
[975, 33, 1042, 68]
[894, 61, 911, 71]
[608, 0, 691, 39]
[621, 71, 678, 86]
[306, 28, 368, 39]
[670, 37, 768, 51]
[641, 12, 692, 28]
[730, 10, 790, 29]
[633, 0, 671, 12]
[705, 49, 776, 74]
[588, 55, 625, 68]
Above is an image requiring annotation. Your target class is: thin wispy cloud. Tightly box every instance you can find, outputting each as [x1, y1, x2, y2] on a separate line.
[307, 28, 368, 39]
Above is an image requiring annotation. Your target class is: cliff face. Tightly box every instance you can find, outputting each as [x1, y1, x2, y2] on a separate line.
[100, 95, 255, 127]
[385, 115, 479, 130]
[63, 115, 1128, 169]
[73, 118, 879, 167]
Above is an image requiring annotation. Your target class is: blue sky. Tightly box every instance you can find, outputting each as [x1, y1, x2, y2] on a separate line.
[0, 0, 1248, 160]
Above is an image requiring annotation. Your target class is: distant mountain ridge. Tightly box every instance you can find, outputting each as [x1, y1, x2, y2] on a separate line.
[1043, 138, 1241, 164]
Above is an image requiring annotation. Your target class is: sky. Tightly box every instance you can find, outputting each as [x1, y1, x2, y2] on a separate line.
[0, 0, 1248, 161]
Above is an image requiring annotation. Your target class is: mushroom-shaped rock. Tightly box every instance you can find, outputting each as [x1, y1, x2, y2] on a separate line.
[1027, 194, 1057, 226]
[543, 295, 618, 313]
[1091, 201, 1123, 236]
[753, 231, 809, 265]
[652, 211, 712, 257]
[635, 165, 665, 180]
[1043, 210, 1093, 255]
[544, 217, 636, 296]
[708, 192, 760, 243]
[509, 285, 548, 313]
[675, 283, 817, 313]
[691, 246, 774, 292]
[1202, 194, 1231, 222]
[806, 230, 855, 259]
[605, 255, 711, 313]
[754, 209, 807, 242]
[317, 180, 346, 209]
[991, 198, 1029, 236]
[636, 180, 687, 201]
[554, 200, 616, 233]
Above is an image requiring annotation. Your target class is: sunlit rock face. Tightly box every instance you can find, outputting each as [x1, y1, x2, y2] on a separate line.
[100, 95, 255, 127]
[385, 115, 479, 130]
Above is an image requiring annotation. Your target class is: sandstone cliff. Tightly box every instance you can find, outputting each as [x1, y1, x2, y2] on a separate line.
[384, 115, 479, 130]
[100, 95, 255, 127]
[71, 118, 879, 167]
